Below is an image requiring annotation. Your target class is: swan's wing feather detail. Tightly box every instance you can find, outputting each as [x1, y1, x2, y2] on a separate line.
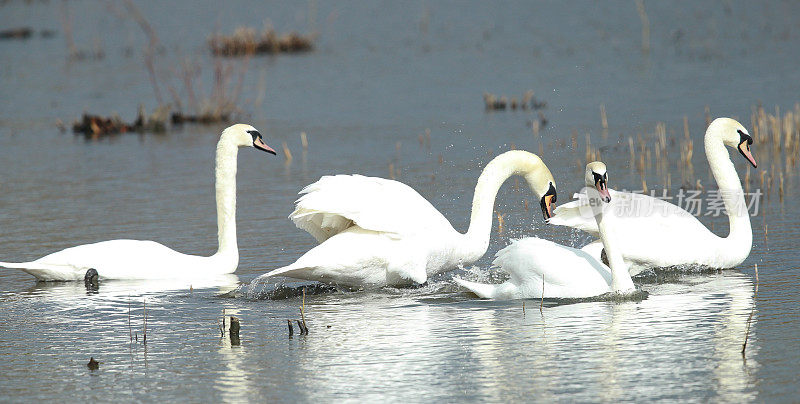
[548, 193, 601, 235]
[290, 175, 453, 242]
[550, 190, 707, 236]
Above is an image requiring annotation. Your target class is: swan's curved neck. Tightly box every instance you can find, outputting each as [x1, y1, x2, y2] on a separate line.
[594, 203, 634, 292]
[462, 151, 548, 259]
[704, 130, 752, 251]
[214, 139, 240, 259]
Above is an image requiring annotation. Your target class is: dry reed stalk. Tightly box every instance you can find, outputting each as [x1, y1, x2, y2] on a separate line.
[628, 136, 635, 166]
[744, 166, 751, 193]
[634, 0, 649, 54]
[540, 277, 544, 313]
[741, 264, 759, 355]
[585, 133, 592, 163]
[282, 141, 293, 163]
[496, 211, 505, 235]
[143, 298, 147, 344]
[683, 116, 690, 140]
[600, 104, 608, 129]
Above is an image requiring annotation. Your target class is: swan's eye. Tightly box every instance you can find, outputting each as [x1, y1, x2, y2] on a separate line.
[247, 130, 262, 142]
[737, 129, 753, 145]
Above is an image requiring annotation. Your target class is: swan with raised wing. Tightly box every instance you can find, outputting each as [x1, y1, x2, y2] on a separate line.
[454, 162, 635, 299]
[549, 118, 757, 275]
[253, 150, 557, 288]
[0, 124, 276, 281]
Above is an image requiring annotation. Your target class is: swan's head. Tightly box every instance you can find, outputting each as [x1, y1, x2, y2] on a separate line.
[710, 117, 757, 168]
[521, 155, 557, 220]
[222, 124, 277, 154]
[585, 161, 611, 203]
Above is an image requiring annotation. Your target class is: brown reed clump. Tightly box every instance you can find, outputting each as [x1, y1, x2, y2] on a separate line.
[209, 27, 314, 57]
[169, 57, 250, 125]
[484, 90, 546, 111]
[71, 105, 169, 137]
[0, 27, 33, 40]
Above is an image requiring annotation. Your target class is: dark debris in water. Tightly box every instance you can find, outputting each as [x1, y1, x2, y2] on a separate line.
[552, 289, 650, 305]
[0, 27, 33, 40]
[208, 27, 315, 57]
[70, 105, 169, 137]
[222, 282, 340, 300]
[484, 90, 547, 111]
[633, 265, 725, 284]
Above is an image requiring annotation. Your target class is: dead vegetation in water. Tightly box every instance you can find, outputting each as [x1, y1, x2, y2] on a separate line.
[64, 0, 259, 133]
[167, 57, 252, 125]
[70, 105, 170, 137]
[208, 26, 315, 57]
[484, 90, 546, 111]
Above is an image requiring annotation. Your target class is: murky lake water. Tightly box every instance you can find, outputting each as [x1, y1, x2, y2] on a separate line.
[1, 0, 799, 402]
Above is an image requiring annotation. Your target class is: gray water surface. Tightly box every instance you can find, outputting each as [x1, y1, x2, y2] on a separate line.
[1, 1, 799, 402]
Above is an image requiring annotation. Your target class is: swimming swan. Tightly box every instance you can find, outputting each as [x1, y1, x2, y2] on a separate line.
[454, 162, 635, 299]
[253, 150, 557, 288]
[548, 118, 757, 274]
[0, 124, 276, 281]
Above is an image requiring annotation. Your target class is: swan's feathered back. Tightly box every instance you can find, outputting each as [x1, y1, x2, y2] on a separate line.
[290, 175, 454, 243]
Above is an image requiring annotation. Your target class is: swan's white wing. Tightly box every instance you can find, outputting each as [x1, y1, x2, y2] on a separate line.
[550, 190, 720, 270]
[550, 189, 706, 236]
[290, 175, 454, 242]
[547, 193, 602, 234]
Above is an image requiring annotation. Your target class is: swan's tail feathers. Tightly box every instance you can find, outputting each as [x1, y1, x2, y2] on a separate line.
[548, 196, 600, 235]
[453, 277, 497, 299]
[0, 261, 80, 281]
[0, 261, 64, 271]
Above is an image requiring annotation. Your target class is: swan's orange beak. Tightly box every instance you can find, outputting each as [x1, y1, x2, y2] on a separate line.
[541, 194, 555, 220]
[738, 140, 757, 168]
[254, 137, 277, 155]
[595, 181, 611, 203]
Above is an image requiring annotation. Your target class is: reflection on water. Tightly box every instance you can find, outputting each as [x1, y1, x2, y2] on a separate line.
[237, 272, 756, 402]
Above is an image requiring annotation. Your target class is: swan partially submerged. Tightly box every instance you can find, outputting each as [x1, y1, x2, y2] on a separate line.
[254, 150, 558, 288]
[549, 118, 757, 274]
[0, 124, 276, 281]
[455, 162, 636, 299]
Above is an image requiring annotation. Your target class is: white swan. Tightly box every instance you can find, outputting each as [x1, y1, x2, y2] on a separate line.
[0, 124, 276, 281]
[549, 117, 757, 274]
[454, 162, 635, 299]
[252, 150, 558, 288]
